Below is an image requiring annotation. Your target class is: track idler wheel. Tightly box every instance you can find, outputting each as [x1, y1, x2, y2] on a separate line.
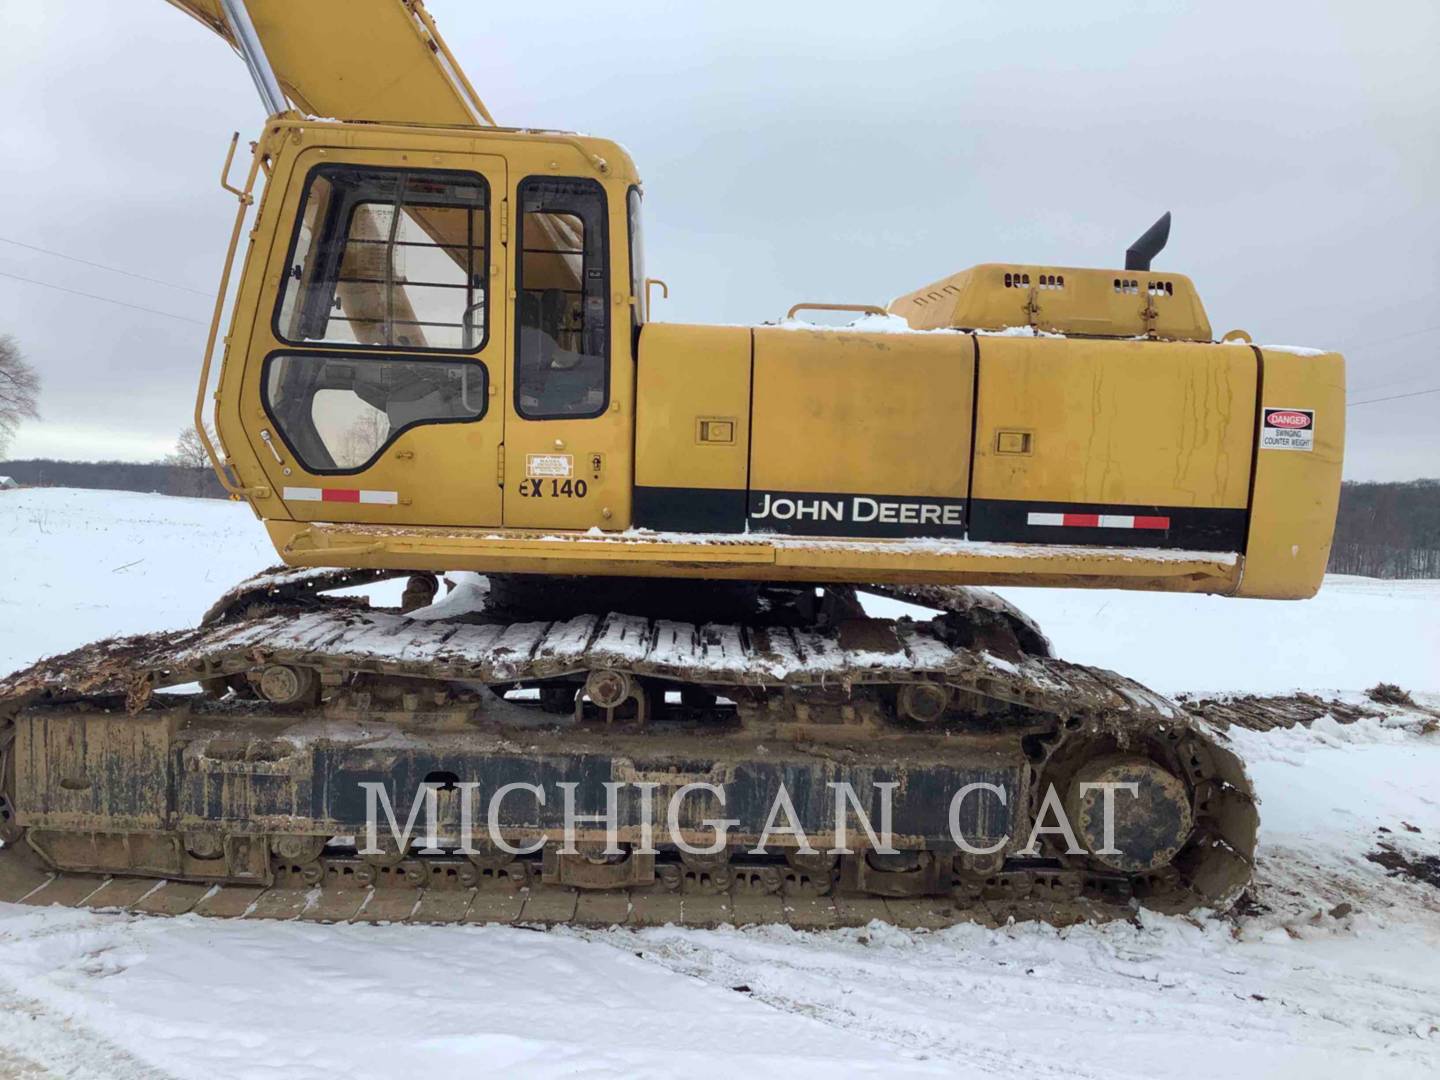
[785, 851, 837, 876]
[585, 669, 632, 709]
[271, 834, 329, 865]
[897, 683, 950, 724]
[866, 851, 922, 873]
[782, 851, 837, 895]
[839, 850, 953, 897]
[271, 835, 329, 886]
[359, 833, 408, 868]
[579, 668, 648, 723]
[678, 847, 733, 893]
[465, 841, 519, 873]
[1063, 754, 1194, 873]
[541, 844, 656, 888]
[251, 664, 318, 706]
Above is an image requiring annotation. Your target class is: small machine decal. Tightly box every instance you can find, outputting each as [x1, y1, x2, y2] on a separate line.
[282, 487, 398, 505]
[1026, 512, 1172, 530]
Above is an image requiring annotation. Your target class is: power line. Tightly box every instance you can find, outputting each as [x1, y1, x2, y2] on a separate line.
[0, 269, 208, 326]
[0, 236, 212, 297]
[1323, 323, 1440, 358]
[1354, 323, 1440, 350]
[1281, 327, 1440, 394]
[1348, 387, 1440, 407]
[1348, 370, 1440, 396]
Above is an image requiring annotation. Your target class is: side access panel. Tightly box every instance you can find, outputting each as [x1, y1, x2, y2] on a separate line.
[747, 328, 975, 537]
[969, 337, 1257, 550]
[14, 712, 175, 832]
[633, 324, 753, 532]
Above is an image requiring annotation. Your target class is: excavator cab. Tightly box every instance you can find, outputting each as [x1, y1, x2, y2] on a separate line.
[213, 125, 643, 536]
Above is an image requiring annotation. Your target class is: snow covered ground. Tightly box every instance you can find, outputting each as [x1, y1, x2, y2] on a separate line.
[0, 487, 1437, 1079]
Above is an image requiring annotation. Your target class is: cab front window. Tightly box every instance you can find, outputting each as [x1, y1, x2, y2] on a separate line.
[275, 165, 489, 353]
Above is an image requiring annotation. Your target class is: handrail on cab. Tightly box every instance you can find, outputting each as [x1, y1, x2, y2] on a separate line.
[196, 132, 271, 501]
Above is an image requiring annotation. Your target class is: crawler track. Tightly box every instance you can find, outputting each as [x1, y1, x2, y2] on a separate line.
[0, 839, 1133, 930]
[0, 570, 1259, 927]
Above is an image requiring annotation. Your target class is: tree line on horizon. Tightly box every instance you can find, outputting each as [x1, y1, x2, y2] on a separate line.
[0, 424, 224, 498]
[1328, 479, 1440, 578]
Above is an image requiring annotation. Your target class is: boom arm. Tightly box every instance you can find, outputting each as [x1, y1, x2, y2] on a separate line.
[164, 0, 494, 125]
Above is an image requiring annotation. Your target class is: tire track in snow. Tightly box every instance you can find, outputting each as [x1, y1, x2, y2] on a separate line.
[581, 926, 1112, 1078]
[584, 920, 1440, 1078]
[0, 985, 177, 1080]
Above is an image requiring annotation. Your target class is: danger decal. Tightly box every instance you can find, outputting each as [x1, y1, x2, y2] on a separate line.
[1260, 407, 1315, 452]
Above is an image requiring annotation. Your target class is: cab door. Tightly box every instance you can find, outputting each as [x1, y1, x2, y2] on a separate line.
[249, 146, 507, 528]
[502, 176, 632, 529]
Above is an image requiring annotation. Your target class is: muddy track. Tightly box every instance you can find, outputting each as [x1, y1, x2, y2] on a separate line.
[0, 570, 1262, 927]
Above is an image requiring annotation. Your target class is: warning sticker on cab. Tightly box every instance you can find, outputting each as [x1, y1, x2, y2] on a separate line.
[526, 453, 574, 478]
[1260, 407, 1315, 452]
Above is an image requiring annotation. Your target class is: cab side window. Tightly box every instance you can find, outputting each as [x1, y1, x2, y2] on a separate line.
[276, 166, 489, 353]
[263, 352, 485, 473]
[515, 177, 608, 419]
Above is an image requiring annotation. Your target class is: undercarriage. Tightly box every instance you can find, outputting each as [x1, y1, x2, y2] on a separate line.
[0, 568, 1257, 928]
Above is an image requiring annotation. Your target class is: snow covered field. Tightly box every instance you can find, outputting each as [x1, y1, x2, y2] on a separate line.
[0, 487, 1437, 1079]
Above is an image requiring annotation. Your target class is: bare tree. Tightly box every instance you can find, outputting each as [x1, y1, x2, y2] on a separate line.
[340, 408, 389, 468]
[0, 335, 40, 456]
[166, 422, 219, 468]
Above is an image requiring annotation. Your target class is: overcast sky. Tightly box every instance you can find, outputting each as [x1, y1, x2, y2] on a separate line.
[1, 0, 1436, 480]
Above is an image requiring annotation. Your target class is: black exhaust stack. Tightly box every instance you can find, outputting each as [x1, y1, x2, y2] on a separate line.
[1125, 211, 1171, 271]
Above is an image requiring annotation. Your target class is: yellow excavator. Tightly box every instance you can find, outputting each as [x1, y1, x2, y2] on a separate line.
[0, 0, 1343, 927]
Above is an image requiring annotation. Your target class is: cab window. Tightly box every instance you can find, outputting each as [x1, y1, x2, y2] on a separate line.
[515, 177, 608, 419]
[263, 352, 485, 473]
[275, 166, 489, 353]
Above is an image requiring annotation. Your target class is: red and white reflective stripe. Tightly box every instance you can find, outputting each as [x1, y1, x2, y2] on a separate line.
[1027, 512, 1171, 530]
[282, 486, 398, 505]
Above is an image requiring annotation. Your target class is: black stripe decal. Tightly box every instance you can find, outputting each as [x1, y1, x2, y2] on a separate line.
[634, 486, 746, 533]
[634, 487, 1246, 552]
